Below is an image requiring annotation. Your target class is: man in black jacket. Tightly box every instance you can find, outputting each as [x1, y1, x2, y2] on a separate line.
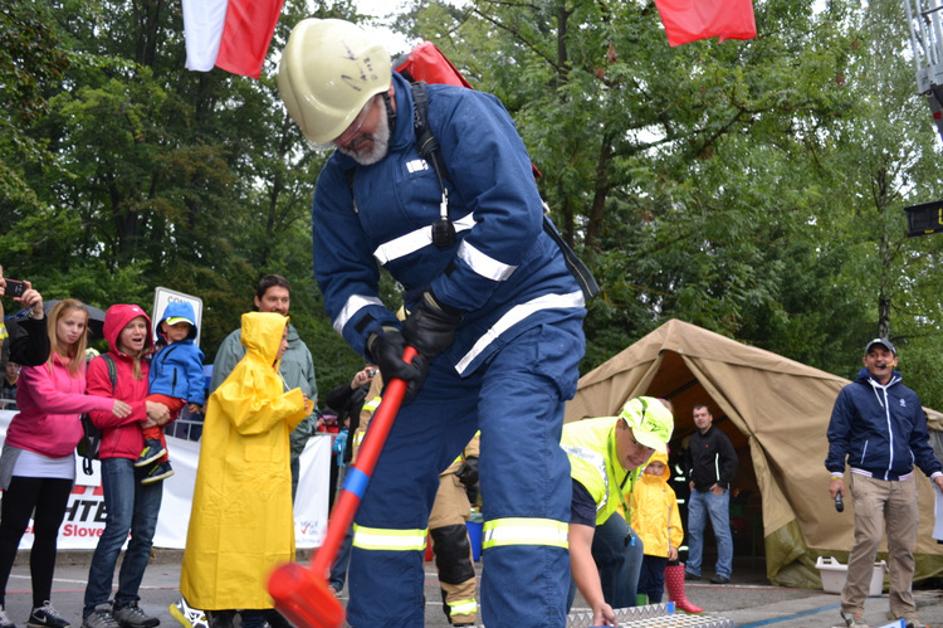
[1, 271, 48, 367]
[684, 404, 738, 584]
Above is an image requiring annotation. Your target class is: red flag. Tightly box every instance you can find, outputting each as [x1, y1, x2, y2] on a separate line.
[654, 0, 757, 47]
[215, 0, 283, 78]
[182, 0, 283, 79]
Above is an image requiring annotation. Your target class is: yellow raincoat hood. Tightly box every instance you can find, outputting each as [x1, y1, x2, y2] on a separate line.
[180, 312, 307, 610]
[630, 450, 683, 558]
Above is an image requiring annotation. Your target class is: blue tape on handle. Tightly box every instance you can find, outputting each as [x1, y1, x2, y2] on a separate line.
[343, 467, 370, 499]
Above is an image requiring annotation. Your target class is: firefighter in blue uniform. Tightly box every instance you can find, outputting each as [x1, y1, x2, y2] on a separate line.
[278, 18, 588, 627]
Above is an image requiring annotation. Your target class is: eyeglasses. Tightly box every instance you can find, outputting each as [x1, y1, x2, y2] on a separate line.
[333, 99, 374, 148]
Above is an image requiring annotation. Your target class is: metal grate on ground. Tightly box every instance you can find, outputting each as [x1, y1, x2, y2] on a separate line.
[567, 602, 736, 628]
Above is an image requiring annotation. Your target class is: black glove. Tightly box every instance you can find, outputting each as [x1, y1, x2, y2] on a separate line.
[402, 292, 462, 359]
[367, 327, 428, 400]
[456, 456, 479, 487]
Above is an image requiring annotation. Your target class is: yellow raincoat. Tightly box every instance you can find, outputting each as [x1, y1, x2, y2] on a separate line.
[629, 451, 684, 558]
[180, 312, 308, 610]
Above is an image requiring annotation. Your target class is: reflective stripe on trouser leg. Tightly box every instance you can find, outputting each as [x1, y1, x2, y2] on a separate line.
[352, 525, 427, 551]
[447, 597, 478, 622]
[477, 319, 585, 628]
[347, 365, 479, 628]
[482, 518, 568, 549]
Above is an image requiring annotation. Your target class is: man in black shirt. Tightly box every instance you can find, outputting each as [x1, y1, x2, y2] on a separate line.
[684, 404, 738, 584]
[1, 271, 48, 367]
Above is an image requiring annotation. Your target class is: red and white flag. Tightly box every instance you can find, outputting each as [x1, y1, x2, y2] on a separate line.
[182, 0, 284, 79]
[654, 0, 756, 47]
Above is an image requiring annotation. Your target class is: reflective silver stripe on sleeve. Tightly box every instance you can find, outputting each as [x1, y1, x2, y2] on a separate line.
[457, 241, 517, 282]
[332, 294, 385, 334]
[562, 445, 609, 513]
[373, 213, 476, 265]
[455, 291, 585, 375]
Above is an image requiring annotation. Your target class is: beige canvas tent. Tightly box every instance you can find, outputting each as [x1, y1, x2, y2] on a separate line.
[565, 319, 943, 588]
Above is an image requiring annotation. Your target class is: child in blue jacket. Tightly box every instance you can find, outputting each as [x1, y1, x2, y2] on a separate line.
[140, 301, 205, 483]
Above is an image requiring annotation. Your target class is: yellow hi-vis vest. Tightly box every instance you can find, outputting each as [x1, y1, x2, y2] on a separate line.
[561, 416, 640, 526]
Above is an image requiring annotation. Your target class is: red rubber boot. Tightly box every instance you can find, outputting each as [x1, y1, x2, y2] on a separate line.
[665, 562, 703, 613]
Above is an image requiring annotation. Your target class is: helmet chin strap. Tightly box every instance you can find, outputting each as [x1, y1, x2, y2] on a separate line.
[381, 92, 396, 136]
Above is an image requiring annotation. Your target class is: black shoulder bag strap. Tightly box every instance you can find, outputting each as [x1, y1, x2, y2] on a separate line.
[410, 82, 600, 301]
[82, 355, 117, 475]
[102, 354, 118, 389]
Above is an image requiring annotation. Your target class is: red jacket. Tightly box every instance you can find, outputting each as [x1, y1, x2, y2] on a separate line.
[86, 304, 153, 460]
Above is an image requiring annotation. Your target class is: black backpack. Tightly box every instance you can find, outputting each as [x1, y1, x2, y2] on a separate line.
[77, 354, 117, 476]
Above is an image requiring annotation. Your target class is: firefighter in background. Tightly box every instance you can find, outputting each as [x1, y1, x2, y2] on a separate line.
[429, 433, 481, 626]
[279, 18, 587, 626]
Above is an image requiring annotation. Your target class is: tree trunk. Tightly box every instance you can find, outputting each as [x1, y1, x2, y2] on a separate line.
[135, 0, 164, 68]
[585, 131, 614, 252]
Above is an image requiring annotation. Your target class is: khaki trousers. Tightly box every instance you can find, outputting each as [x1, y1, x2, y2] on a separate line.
[841, 474, 918, 619]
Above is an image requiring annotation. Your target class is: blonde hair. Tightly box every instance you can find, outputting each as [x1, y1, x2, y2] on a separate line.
[46, 299, 90, 377]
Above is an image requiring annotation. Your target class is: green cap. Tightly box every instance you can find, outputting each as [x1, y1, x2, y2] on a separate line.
[619, 397, 674, 453]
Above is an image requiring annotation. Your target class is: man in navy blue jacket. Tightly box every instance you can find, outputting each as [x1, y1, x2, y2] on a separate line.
[826, 338, 943, 628]
[278, 18, 586, 628]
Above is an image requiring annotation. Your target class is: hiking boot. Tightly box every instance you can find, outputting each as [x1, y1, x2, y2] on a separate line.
[134, 440, 166, 468]
[141, 461, 174, 485]
[837, 610, 870, 628]
[82, 606, 119, 628]
[0, 605, 15, 628]
[168, 598, 206, 628]
[27, 601, 69, 627]
[112, 603, 158, 628]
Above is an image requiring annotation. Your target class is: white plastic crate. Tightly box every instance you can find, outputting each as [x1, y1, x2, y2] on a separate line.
[815, 556, 886, 596]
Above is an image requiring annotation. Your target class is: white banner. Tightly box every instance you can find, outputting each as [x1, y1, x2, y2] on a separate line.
[0, 410, 330, 550]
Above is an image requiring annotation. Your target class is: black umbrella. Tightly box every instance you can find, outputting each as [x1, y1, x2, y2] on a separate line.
[3, 299, 107, 340]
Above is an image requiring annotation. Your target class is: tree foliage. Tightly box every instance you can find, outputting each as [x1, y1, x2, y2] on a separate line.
[4, 0, 943, 404]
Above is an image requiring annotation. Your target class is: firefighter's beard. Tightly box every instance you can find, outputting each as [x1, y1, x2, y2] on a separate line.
[337, 110, 391, 166]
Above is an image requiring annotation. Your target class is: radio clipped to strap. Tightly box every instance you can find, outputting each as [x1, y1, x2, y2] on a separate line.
[411, 83, 455, 249]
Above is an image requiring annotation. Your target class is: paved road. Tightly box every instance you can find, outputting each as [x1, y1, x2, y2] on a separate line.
[5, 551, 943, 627]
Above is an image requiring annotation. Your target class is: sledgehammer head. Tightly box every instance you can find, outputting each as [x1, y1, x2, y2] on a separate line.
[268, 562, 344, 628]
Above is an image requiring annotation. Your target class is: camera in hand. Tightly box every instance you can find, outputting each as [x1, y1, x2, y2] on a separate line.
[834, 492, 844, 513]
[4, 279, 26, 298]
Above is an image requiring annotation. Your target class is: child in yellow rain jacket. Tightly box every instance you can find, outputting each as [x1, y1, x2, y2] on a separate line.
[630, 451, 702, 613]
[180, 312, 312, 628]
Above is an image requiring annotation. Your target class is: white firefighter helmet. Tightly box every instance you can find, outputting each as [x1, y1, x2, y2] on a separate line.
[277, 18, 392, 145]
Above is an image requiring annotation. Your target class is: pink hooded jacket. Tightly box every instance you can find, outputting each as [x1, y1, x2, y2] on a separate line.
[5, 353, 115, 458]
[86, 304, 154, 460]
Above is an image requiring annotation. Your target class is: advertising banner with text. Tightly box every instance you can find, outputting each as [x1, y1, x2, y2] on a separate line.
[0, 410, 329, 550]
